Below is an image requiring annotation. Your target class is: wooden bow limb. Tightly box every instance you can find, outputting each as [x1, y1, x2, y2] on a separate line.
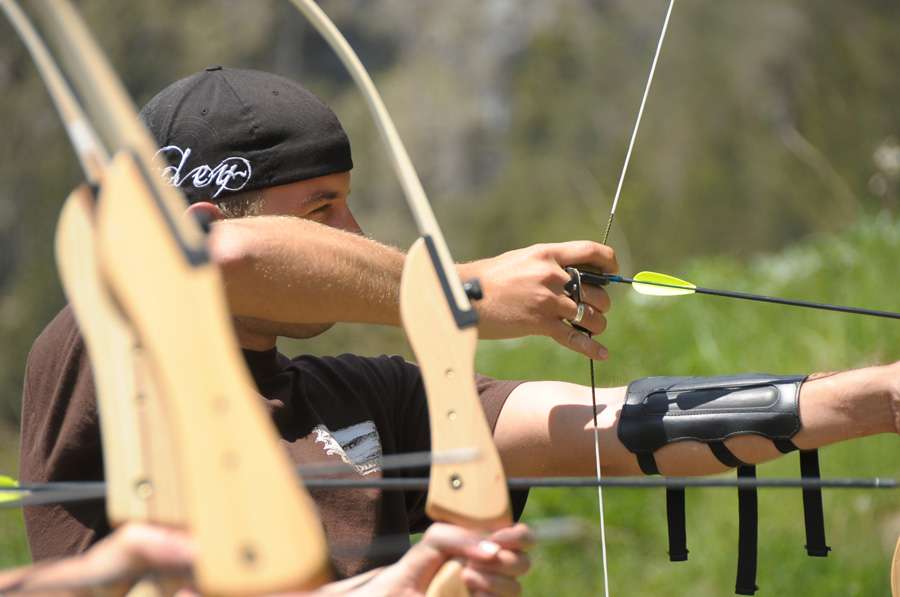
[289, 2, 512, 595]
[23, 0, 331, 593]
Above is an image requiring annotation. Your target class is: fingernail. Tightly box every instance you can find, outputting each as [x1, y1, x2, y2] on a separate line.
[477, 540, 501, 556]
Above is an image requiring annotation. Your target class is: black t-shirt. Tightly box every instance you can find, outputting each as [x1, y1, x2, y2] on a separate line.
[20, 306, 528, 577]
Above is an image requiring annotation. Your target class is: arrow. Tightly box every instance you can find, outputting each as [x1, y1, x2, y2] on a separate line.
[578, 270, 900, 320]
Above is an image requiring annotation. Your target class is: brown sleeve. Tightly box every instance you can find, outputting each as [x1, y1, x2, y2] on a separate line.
[475, 375, 525, 433]
[474, 375, 529, 520]
[400, 363, 528, 532]
[19, 306, 109, 560]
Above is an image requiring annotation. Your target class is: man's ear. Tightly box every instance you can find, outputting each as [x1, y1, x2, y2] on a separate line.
[186, 201, 225, 232]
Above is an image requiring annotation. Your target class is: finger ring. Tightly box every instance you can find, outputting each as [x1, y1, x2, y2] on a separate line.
[571, 302, 586, 325]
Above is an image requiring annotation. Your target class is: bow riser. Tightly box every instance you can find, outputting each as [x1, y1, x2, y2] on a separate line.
[400, 238, 511, 529]
[56, 185, 162, 526]
[55, 186, 183, 527]
[129, 334, 183, 525]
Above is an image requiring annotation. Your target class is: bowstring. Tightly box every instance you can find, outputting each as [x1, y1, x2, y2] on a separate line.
[601, 0, 677, 246]
[592, 2, 676, 595]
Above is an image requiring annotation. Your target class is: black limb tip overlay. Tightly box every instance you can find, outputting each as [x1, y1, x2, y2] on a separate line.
[463, 279, 483, 301]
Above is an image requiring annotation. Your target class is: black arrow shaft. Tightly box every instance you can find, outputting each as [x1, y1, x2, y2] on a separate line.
[580, 272, 900, 320]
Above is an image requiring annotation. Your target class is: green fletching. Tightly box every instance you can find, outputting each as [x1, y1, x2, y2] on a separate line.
[0, 475, 23, 503]
[631, 271, 696, 296]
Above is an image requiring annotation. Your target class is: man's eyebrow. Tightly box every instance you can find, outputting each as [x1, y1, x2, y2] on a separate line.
[305, 190, 341, 202]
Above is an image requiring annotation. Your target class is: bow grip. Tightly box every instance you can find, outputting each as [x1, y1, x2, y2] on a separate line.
[426, 559, 468, 597]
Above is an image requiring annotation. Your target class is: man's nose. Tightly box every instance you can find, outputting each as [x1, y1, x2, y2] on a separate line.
[330, 207, 363, 235]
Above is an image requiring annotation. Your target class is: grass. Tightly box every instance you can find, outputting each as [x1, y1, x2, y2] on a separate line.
[0, 214, 897, 594]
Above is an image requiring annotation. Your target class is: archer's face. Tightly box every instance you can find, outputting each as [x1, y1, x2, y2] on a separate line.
[233, 171, 357, 343]
[256, 171, 360, 234]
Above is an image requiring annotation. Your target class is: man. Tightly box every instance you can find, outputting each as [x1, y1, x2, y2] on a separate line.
[20, 67, 604, 585]
[20, 67, 900, 584]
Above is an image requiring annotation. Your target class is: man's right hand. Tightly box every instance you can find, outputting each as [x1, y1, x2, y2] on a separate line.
[460, 241, 617, 360]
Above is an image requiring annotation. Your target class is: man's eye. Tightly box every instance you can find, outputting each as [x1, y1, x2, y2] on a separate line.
[308, 204, 330, 215]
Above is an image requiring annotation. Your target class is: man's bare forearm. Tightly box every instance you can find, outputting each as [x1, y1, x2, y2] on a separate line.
[210, 217, 619, 358]
[211, 216, 405, 326]
[495, 362, 900, 477]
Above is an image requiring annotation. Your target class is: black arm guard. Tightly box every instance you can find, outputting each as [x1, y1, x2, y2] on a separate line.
[617, 374, 829, 595]
[618, 374, 804, 472]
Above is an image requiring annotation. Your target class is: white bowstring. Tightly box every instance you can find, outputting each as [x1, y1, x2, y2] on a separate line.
[594, 2, 676, 596]
[601, 0, 676, 245]
[590, 365, 610, 597]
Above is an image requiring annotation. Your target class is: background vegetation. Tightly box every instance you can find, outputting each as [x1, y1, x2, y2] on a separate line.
[0, 1, 898, 594]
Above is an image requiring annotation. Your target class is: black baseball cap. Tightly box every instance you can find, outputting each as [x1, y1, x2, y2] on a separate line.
[139, 66, 353, 204]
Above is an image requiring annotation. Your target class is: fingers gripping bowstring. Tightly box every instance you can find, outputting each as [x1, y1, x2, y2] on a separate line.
[591, 2, 676, 596]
